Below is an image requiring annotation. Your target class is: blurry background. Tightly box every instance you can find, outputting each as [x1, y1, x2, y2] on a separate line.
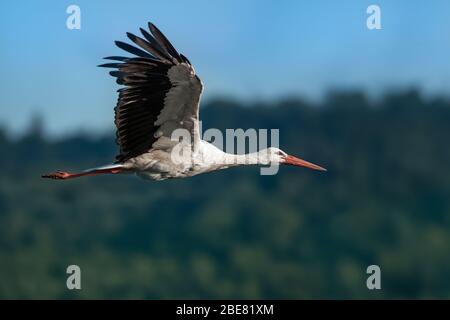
[1, 0, 450, 299]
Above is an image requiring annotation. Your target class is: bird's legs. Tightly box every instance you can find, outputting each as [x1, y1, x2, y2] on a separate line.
[42, 167, 128, 180]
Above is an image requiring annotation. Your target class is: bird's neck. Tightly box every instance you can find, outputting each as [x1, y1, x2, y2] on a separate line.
[223, 152, 261, 166]
[198, 141, 262, 168]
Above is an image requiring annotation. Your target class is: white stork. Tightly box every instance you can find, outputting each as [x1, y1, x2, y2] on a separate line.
[42, 22, 326, 181]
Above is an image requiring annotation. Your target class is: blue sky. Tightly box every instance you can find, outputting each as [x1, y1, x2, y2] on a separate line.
[1, 0, 450, 135]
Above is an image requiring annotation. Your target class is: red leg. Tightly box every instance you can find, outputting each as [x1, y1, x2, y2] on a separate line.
[42, 168, 126, 180]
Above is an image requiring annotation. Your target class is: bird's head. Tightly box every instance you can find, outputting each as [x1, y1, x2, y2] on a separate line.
[258, 147, 327, 171]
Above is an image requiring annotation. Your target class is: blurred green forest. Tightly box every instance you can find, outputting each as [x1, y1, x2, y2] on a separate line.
[1, 90, 450, 299]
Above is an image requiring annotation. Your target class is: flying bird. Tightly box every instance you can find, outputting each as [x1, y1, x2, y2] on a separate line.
[42, 22, 326, 181]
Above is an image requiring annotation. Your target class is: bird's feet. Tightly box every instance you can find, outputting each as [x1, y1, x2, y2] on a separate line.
[42, 171, 72, 180]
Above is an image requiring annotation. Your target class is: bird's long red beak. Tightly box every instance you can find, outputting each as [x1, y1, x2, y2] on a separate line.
[283, 155, 327, 171]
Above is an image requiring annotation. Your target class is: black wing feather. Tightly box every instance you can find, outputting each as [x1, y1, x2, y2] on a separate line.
[103, 56, 128, 61]
[114, 41, 154, 59]
[148, 22, 182, 63]
[126, 32, 172, 63]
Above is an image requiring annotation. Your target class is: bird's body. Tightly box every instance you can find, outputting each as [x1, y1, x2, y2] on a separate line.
[127, 141, 233, 181]
[43, 22, 326, 181]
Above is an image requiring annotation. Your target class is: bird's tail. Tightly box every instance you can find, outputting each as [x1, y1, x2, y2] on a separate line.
[42, 164, 130, 180]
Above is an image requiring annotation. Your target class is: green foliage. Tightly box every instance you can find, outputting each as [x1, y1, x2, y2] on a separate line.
[1, 90, 450, 299]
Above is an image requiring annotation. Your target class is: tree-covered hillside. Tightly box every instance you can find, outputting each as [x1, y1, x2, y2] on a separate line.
[1, 90, 450, 299]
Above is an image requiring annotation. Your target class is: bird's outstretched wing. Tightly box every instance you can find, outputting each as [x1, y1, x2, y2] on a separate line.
[99, 22, 203, 163]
